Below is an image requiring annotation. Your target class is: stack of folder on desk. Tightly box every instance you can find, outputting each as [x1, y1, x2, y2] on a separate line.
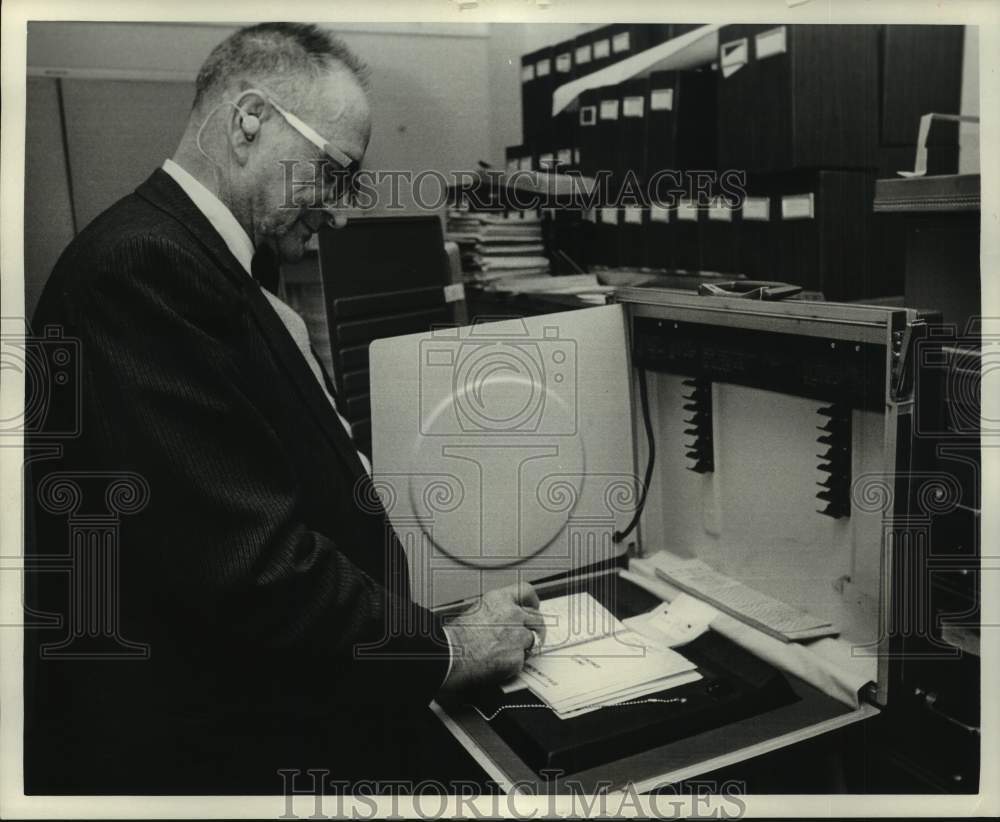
[445, 209, 550, 281]
[504, 593, 702, 719]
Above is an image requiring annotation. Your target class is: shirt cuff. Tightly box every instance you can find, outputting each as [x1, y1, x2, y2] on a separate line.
[441, 625, 456, 689]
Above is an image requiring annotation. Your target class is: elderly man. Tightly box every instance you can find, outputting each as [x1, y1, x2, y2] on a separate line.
[26, 22, 542, 794]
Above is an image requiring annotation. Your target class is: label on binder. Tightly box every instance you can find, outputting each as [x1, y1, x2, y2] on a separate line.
[573, 147, 581, 164]
[599, 99, 620, 120]
[612, 31, 631, 53]
[443, 283, 465, 303]
[579, 105, 597, 126]
[650, 88, 674, 111]
[506, 158, 519, 173]
[624, 206, 643, 225]
[521, 64, 535, 82]
[583, 207, 597, 223]
[781, 193, 815, 220]
[575, 44, 592, 64]
[594, 39, 611, 59]
[600, 207, 618, 225]
[623, 95, 645, 118]
[536, 58, 551, 77]
[520, 155, 534, 171]
[557, 148, 572, 165]
[755, 26, 787, 60]
[556, 52, 572, 73]
[677, 199, 700, 221]
[720, 37, 748, 79]
[650, 205, 670, 223]
[708, 199, 735, 222]
[742, 196, 771, 221]
[539, 152, 554, 170]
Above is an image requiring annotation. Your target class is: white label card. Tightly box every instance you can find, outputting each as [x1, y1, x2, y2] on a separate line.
[624, 207, 644, 224]
[720, 38, 748, 79]
[521, 64, 535, 82]
[755, 26, 787, 61]
[650, 88, 674, 111]
[708, 199, 734, 222]
[622, 95, 645, 118]
[536, 58, 551, 77]
[599, 99, 620, 120]
[781, 192, 815, 220]
[677, 199, 700, 221]
[579, 105, 597, 126]
[594, 39, 611, 58]
[742, 196, 771, 221]
[557, 148, 572, 164]
[600, 207, 618, 224]
[650, 205, 670, 223]
[583, 207, 596, 222]
[575, 44, 592, 64]
[612, 32, 631, 53]
[556, 52, 572, 73]
[443, 283, 465, 303]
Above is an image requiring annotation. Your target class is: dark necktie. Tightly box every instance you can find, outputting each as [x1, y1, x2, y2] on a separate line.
[250, 244, 280, 294]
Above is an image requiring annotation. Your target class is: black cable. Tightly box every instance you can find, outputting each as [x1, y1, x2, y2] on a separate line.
[613, 365, 655, 544]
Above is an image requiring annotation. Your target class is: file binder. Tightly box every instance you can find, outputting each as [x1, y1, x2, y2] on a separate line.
[552, 41, 577, 170]
[618, 77, 649, 184]
[717, 24, 880, 172]
[595, 205, 621, 267]
[880, 25, 964, 147]
[767, 170, 874, 300]
[589, 25, 616, 73]
[645, 69, 717, 177]
[618, 205, 647, 268]
[572, 33, 594, 80]
[596, 84, 623, 194]
[522, 46, 556, 151]
[701, 195, 741, 275]
[672, 195, 704, 272]
[644, 203, 674, 271]
[577, 87, 602, 180]
[737, 187, 776, 280]
[716, 25, 758, 172]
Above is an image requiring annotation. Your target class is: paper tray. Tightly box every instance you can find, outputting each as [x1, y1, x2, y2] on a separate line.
[431, 569, 879, 793]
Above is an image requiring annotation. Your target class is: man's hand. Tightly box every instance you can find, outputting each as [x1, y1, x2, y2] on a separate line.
[439, 583, 546, 694]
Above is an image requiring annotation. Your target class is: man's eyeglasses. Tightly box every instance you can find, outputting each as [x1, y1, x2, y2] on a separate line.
[255, 89, 361, 216]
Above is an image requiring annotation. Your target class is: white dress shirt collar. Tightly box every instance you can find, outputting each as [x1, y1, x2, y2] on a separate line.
[162, 159, 255, 277]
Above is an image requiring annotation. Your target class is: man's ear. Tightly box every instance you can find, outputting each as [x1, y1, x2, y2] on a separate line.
[226, 90, 268, 165]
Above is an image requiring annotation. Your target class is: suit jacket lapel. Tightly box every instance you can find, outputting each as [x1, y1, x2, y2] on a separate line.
[135, 170, 372, 482]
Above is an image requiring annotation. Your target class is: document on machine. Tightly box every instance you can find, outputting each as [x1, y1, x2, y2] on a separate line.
[650, 555, 838, 643]
[500, 593, 702, 717]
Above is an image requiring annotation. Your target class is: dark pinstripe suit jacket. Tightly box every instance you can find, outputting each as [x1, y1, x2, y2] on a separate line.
[25, 169, 451, 793]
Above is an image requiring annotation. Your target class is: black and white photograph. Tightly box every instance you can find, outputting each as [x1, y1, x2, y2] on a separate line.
[0, 1, 996, 818]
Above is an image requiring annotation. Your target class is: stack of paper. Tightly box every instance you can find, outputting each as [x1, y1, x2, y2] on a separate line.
[504, 593, 702, 719]
[444, 208, 550, 280]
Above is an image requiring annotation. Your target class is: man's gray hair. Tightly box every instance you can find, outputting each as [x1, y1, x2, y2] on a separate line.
[193, 22, 369, 110]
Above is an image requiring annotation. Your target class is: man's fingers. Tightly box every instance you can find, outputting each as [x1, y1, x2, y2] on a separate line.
[513, 581, 540, 610]
[522, 607, 547, 644]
